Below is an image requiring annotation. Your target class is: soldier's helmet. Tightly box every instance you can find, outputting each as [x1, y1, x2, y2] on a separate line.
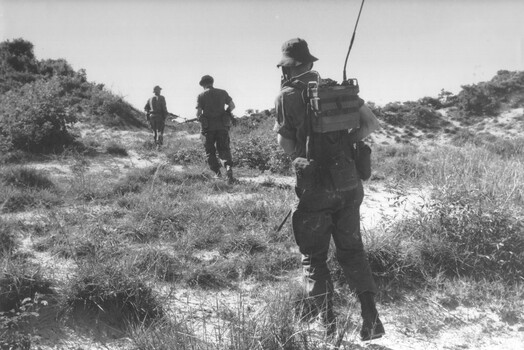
[277, 38, 318, 67]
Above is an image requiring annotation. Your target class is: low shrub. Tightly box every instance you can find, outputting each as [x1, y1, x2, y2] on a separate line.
[1, 191, 36, 213]
[112, 166, 157, 195]
[105, 141, 128, 156]
[369, 190, 524, 286]
[413, 193, 524, 281]
[0, 166, 54, 190]
[218, 232, 268, 255]
[233, 135, 292, 174]
[130, 319, 203, 350]
[0, 78, 77, 153]
[67, 264, 163, 326]
[0, 265, 53, 313]
[132, 249, 192, 282]
[167, 146, 204, 165]
[185, 262, 235, 289]
[0, 220, 18, 256]
[372, 144, 427, 182]
[451, 131, 524, 158]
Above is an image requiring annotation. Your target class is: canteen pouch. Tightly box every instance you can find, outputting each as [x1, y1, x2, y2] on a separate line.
[292, 157, 318, 190]
[354, 141, 371, 180]
[328, 156, 359, 191]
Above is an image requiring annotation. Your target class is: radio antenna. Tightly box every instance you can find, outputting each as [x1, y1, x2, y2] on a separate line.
[343, 0, 366, 82]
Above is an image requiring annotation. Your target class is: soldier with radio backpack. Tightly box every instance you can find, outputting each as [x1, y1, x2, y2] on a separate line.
[274, 37, 384, 341]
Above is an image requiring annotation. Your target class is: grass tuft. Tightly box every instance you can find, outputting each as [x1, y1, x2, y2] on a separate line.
[67, 263, 163, 327]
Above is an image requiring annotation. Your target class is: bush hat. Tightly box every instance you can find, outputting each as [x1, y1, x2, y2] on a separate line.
[153, 85, 162, 92]
[277, 38, 318, 67]
[199, 75, 214, 86]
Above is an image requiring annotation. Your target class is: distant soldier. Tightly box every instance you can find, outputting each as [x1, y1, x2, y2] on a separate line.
[144, 85, 168, 147]
[196, 75, 236, 183]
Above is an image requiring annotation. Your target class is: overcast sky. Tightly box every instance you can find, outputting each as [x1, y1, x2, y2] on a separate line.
[1, 0, 523, 117]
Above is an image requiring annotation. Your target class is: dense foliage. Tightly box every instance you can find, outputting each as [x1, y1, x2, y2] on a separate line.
[369, 70, 524, 128]
[0, 38, 144, 156]
[456, 70, 524, 116]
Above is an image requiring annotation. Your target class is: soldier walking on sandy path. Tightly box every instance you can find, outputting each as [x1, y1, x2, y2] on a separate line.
[144, 85, 168, 148]
[195, 75, 237, 184]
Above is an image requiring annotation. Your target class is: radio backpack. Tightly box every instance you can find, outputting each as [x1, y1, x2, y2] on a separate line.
[288, 76, 371, 191]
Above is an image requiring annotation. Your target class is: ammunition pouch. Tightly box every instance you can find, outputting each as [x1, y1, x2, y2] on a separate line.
[354, 141, 371, 180]
[292, 157, 318, 190]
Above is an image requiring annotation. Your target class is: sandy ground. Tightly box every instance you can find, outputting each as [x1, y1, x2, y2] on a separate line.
[5, 114, 524, 349]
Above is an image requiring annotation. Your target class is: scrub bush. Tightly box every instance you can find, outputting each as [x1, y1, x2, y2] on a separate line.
[0, 220, 17, 256]
[0, 78, 77, 153]
[0, 166, 55, 190]
[67, 264, 163, 326]
[233, 134, 292, 174]
[398, 193, 524, 282]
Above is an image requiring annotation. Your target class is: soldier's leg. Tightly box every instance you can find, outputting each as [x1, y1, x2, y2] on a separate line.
[203, 131, 221, 175]
[157, 118, 166, 145]
[332, 183, 376, 293]
[332, 182, 384, 340]
[293, 191, 337, 334]
[216, 130, 234, 182]
[150, 118, 158, 144]
[216, 130, 233, 166]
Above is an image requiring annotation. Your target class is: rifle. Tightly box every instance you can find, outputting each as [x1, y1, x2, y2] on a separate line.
[275, 209, 292, 233]
[168, 113, 198, 123]
[182, 118, 199, 123]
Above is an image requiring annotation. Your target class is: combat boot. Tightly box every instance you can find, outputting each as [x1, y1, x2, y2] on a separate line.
[358, 291, 385, 341]
[226, 166, 235, 184]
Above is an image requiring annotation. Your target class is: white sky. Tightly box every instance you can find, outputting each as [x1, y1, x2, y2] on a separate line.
[1, 0, 523, 118]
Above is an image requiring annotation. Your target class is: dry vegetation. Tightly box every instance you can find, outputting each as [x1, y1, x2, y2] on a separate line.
[1, 39, 524, 349]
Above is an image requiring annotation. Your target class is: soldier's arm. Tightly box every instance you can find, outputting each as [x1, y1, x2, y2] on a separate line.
[277, 134, 296, 157]
[226, 100, 235, 112]
[349, 104, 381, 142]
[196, 106, 203, 118]
[162, 96, 168, 116]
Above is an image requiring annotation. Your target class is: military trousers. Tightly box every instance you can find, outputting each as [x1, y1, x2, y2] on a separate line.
[149, 115, 166, 133]
[202, 129, 233, 173]
[292, 181, 377, 310]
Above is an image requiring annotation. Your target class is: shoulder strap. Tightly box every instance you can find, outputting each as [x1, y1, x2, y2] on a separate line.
[283, 79, 315, 160]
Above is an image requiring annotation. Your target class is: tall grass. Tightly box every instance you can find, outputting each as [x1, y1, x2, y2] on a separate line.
[2, 109, 524, 348]
[367, 136, 524, 289]
[427, 144, 524, 205]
